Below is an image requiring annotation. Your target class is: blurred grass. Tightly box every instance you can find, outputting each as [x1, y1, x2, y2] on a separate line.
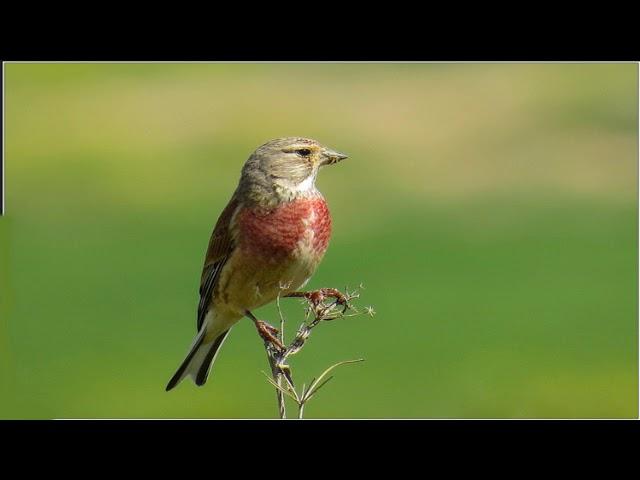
[1, 63, 637, 418]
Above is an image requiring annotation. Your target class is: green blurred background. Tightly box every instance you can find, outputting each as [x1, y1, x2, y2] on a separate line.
[1, 63, 637, 418]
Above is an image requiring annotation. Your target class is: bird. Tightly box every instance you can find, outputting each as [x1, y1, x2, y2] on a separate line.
[166, 137, 347, 391]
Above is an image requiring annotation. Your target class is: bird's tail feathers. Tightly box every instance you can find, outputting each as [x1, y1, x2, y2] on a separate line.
[165, 326, 231, 392]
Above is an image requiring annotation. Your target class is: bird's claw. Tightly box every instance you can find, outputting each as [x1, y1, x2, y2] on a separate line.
[310, 288, 349, 312]
[256, 320, 285, 351]
[288, 288, 346, 307]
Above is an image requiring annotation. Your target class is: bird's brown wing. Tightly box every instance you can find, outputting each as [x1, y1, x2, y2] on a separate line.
[197, 196, 239, 331]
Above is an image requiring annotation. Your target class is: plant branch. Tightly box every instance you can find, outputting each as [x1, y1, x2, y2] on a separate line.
[257, 284, 374, 419]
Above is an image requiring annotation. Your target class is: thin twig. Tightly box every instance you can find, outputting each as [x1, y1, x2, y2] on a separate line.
[264, 345, 286, 418]
[256, 285, 374, 419]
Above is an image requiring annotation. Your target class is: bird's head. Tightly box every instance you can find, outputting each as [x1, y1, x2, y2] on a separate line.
[239, 137, 347, 204]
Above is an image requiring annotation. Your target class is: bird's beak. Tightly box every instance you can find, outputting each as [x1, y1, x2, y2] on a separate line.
[320, 148, 348, 166]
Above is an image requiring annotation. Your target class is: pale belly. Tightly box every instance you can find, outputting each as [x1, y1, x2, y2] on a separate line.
[215, 237, 322, 315]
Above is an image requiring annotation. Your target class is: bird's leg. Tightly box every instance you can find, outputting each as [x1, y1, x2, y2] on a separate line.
[245, 310, 285, 351]
[285, 288, 349, 312]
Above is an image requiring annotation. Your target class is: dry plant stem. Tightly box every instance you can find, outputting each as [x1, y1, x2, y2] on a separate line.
[262, 295, 287, 419]
[248, 307, 288, 418]
[266, 345, 286, 419]
[274, 295, 287, 419]
[258, 285, 373, 419]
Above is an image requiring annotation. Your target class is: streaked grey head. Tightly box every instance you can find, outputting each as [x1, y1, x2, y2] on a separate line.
[238, 137, 347, 205]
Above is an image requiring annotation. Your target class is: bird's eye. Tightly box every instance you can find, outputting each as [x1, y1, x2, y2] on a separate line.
[295, 148, 312, 157]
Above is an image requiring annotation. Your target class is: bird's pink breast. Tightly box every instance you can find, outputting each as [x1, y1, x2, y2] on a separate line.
[237, 197, 332, 259]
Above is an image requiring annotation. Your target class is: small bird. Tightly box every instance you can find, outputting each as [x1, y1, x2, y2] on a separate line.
[166, 137, 347, 391]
